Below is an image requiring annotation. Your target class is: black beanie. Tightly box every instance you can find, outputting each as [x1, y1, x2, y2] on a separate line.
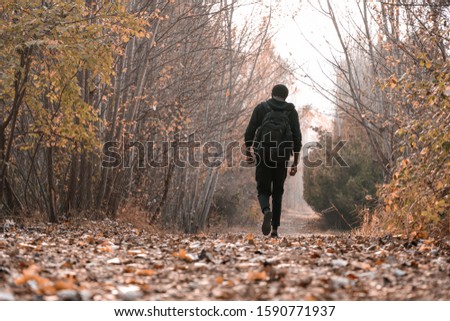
[271, 84, 289, 99]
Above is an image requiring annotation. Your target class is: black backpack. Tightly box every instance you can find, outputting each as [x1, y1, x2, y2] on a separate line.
[255, 101, 293, 162]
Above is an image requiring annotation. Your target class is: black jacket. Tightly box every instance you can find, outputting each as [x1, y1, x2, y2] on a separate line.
[245, 98, 302, 153]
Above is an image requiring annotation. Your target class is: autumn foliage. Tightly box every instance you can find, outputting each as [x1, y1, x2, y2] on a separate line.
[364, 3, 449, 238]
[371, 57, 449, 237]
[1, 0, 292, 230]
[302, 1, 449, 238]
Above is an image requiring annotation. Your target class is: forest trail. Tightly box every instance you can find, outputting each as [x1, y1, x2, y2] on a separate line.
[280, 208, 325, 236]
[1, 221, 449, 301]
[228, 207, 328, 237]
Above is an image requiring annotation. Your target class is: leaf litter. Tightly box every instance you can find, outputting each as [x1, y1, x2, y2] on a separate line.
[0, 221, 449, 300]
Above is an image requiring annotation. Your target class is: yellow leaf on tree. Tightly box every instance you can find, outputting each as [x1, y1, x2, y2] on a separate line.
[436, 181, 444, 190]
[389, 76, 397, 88]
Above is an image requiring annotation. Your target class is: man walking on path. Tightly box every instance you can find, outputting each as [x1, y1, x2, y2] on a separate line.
[244, 84, 302, 237]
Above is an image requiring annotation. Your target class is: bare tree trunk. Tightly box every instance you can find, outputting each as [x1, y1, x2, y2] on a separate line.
[0, 47, 31, 210]
[66, 154, 79, 213]
[96, 55, 125, 208]
[46, 147, 57, 223]
[153, 158, 175, 223]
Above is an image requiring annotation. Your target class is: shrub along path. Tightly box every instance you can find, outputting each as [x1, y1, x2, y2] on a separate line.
[0, 220, 449, 300]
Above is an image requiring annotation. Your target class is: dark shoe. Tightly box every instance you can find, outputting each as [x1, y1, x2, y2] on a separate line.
[270, 230, 279, 238]
[262, 209, 272, 236]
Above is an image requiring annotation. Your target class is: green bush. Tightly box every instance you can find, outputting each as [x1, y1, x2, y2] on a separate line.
[303, 132, 383, 229]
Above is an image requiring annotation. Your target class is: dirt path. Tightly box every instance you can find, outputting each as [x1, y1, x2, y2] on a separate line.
[280, 208, 326, 236]
[241, 205, 332, 237]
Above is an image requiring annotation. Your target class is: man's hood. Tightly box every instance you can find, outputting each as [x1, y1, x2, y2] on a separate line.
[266, 98, 295, 112]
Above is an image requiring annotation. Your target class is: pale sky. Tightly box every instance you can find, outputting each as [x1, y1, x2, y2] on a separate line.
[273, 1, 353, 116]
[236, 1, 359, 117]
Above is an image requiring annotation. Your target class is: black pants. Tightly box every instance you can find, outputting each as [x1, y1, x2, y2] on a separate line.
[255, 159, 288, 228]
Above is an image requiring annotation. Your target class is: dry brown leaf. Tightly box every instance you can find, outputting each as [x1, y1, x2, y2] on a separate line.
[346, 273, 359, 280]
[173, 249, 193, 262]
[247, 233, 255, 246]
[107, 258, 121, 264]
[280, 237, 291, 247]
[123, 267, 136, 273]
[0, 239, 8, 248]
[98, 246, 113, 253]
[352, 261, 371, 270]
[54, 278, 76, 291]
[225, 280, 235, 287]
[60, 261, 73, 269]
[413, 231, 429, 239]
[136, 269, 155, 276]
[247, 271, 267, 281]
[15, 265, 56, 295]
[304, 294, 319, 301]
[19, 243, 36, 250]
[86, 235, 95, 244]
[127, 249, 145, 255]
[40, 283, 57, 296]
[15, 265, 41, 285]
[419, 244, 432, 252]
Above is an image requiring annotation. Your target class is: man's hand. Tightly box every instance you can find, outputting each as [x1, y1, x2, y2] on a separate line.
[245, 147, 256, 165]
[289, 164, 298, 176]
[246, 153, 255, 164]
[290, 152, 300, 176]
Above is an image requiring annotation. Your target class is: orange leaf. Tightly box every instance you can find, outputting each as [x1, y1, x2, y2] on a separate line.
[127, 249, 145, 255]
[136, 269, 155, 276]
[246, 233, 256, 245]
[419, 245, 432, 252]
[226, 280, 235, 287]
[389, 75, 397, 88]
[173, 249, 193, 262]
[247, 271, 267, 281]
[54, 279, 76, 291]
[123, 267, 136, 273]
[304, 294, 319, 301]
[86, 235, 95, 244]
[60, 261, 73, 269]
[98, 246, 113, 253]
[15, 265, 41, 285]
